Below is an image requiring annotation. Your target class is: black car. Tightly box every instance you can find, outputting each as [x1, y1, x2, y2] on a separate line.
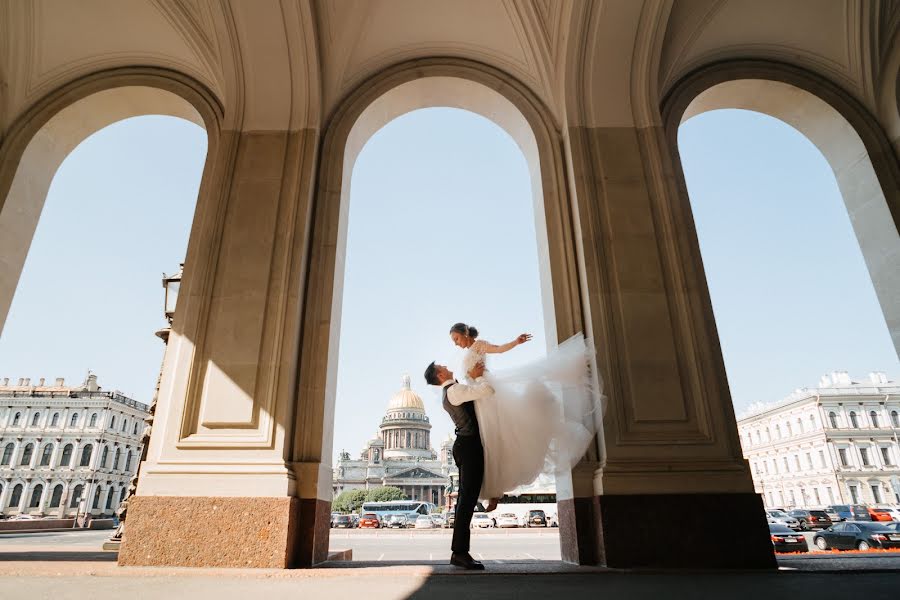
[769, 524, 808, 553]
[813, 521, 900, 551]
[788, 509, 832, 530]
[333, 515, 355, 529]
[524, 509, 547, 528]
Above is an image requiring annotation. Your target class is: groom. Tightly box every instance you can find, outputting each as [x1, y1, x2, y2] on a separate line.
[424, 360, 493, 570]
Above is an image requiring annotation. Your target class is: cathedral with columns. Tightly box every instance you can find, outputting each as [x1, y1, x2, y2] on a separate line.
[332, 376, 457, 507]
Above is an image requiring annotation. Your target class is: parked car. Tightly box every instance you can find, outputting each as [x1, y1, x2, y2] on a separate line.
[333, 515, 355, 529]
[330, 512, 341, 528]
[766, 510, 801, 531]
[471, 513, 494, 528]
[813, 521, 900, 551]
[445, 512, 456, 529]
[385, 514, 410, 529]
[548, 513, 559, 528]
[8, 514, 38, 521]
[496, 513, 519, 528]
[414, 515, 435, 529]
[430, 514, 446, 528]
[868, 507, 897, 522]
[823, 507, 840, 522]
[882, 522, 900, 533]
[358, 513, 381, 529]
[350, 514, 360, 527]
[524, 509, 548, 528]
[876, 507, 900, 522]
[769, 524, 808, 553]
[788, 509, 832, 530]
[826, 504, 871, 522]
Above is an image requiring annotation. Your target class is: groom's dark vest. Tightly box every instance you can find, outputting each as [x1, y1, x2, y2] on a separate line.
[442, 382, 480, 437]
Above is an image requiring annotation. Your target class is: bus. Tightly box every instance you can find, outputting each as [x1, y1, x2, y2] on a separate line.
[360, 501, 435, 522]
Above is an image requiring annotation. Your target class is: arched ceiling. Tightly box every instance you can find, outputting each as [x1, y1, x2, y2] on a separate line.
[1, 0, 899, 138]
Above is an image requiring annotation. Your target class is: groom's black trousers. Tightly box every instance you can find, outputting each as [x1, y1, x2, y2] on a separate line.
[451, 432, 484, 554]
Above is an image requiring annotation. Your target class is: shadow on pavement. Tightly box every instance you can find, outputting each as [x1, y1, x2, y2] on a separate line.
[0, 550, 118, 562]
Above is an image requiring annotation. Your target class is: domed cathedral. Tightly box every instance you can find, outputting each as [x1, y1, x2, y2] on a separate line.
[332, 376, 457, 506]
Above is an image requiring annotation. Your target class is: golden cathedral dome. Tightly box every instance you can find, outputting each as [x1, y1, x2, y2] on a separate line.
[387, 375, 425, 411]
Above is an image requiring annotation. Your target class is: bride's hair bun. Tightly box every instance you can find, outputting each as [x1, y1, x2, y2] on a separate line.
[450, 322, 478, 339]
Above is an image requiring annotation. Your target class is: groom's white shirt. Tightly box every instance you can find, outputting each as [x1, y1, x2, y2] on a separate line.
[441, 377, 494, 406]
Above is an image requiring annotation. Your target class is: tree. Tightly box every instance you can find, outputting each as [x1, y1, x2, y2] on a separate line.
[365, 486, 406, 503]
[332, 489, 367, 514]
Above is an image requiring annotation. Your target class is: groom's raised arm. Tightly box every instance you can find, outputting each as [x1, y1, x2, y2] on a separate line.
[446, 378, 494, 406]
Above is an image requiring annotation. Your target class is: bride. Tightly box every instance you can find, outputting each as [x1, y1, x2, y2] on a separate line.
[449, 322, 602, 512]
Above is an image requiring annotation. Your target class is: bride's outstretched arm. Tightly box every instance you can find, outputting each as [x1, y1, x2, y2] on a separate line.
[478, 333, 532, 354]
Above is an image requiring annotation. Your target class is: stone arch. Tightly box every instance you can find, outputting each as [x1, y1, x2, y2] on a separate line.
[293, 57, 597, 566]
[662, 60, 900, 355]
[0, 66, 223, 335]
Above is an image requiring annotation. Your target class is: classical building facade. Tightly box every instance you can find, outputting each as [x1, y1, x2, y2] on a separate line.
[0, 374, 149, 518]
[332, 376, 456, 506]
[2, 0, 900, 570]
[739, 371, 900, 509]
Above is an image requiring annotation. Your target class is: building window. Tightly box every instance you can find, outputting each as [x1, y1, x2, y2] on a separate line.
[813, 488, 821, 504]
[818, 450, 826, 468]
[105, 489, 114, 510]
[9, 484, 23, 508]
[860, 447, 870, 466]
[113, 448, 121, 470]
[119, 487, 127, 503]
[783, 457, 790, 472]
[80, 445, 93, 467]
[110, 416, 116, 429]
[871, 484, 883, 504]
[133, 422, 139, 435]
[829, 412, 838, 428]
[28, 484, 43, 508]
[850, 411, 859, 428]
[59, 444, 73, 467]
[121, 419, 127, 432]
[775, 425, 782, 439]
[12, 412, 20, 426]
[1, 443, 13, 465]
[40, 444, 53, 466]
[870, 411, 880, 428]
[838, 448, 849, 467]
[20, 443, 34, 465]
[880, 446, 892, 466]
[892, 410, 900, 428]
[93, 487, 102, 509]
[69, 484, 84, 508]
[89, 413, 98, 427]
[49, 485, 63, 508]
[51, 413, 59, 427]
[809, 415, 816, 430]
[30, 413, 40, 427]
[786, 423, 793, 436]
[100, 446, 108, 468]
[849, 485, 860, 504]
[69, 413, 79, 427]
[125, 450, 133, 472]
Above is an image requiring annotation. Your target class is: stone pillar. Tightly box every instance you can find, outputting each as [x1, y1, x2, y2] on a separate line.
[38, 483, 50, 513]
[560, 121, 775, 569]
[119, 123, 320, 569]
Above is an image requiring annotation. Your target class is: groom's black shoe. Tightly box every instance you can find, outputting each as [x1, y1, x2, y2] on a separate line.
[450, 552, 485, 570]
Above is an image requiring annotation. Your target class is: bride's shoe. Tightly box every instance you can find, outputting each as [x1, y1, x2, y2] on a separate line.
[485, 498, 499, 512]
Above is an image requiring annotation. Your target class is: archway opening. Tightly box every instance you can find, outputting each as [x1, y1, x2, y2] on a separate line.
[675, 79, 900, 526]
[318, 74, 582, 564]
[0, 86, 208, 520]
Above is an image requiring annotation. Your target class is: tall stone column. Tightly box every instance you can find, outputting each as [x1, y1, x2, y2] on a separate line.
[119, 124, 320, 569]
[561, 120, 775, 569]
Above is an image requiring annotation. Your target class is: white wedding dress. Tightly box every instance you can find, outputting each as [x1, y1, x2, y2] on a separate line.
[461, 334, 604, 501]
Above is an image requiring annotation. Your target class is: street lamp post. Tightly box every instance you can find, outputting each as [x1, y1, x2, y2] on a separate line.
[104, 264, 182, 551]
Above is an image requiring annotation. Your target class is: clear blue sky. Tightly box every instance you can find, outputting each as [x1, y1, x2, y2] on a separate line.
[0, 107, 896, 463]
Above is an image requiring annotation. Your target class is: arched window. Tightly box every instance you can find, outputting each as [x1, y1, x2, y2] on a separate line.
[12, 412, 21, 426]
[49, 484, 63, 508]
[113, 448, 121, 470]
[50, 413, 59, 427]
[786, 422, 793, 436]
[119, 487, 127, 502]
[105, 488, 114, 510]
[406, 431, 411, 447]
[121, 419, 127, 432]
[892, 411, 900, 428]
[870, 411, 879, 428]
[100, 446, 109, 468]
[125, 450, 133, 472]
[39, 444, 53, 466]
[69, 484, 84, 507]
[809, 414, 816, 430]
[69, 413, 78, 427]
[59, 444, 73, 467]
[1, 443, 13, 465]
[89, 413, 98, 427]
[110, 416, 116, 429]
[133, 422, 139, 435]
[79, 444, 93, 467]
[28, 484, 43, 508]
[92, 487, 102, 509]
[30, 413, 40, 427]
[9, 484, 23, 508]
[775, 424, 781, 438]
[829, 412, 838, 428]
[20, 443, 34, 465]
[797, 418, 803, 433]
[850, 411, 859, 428]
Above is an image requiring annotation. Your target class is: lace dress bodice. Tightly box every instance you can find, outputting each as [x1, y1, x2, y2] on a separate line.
[462, 340, 490, 381]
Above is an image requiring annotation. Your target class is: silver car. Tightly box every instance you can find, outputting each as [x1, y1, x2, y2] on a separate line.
[767, 510, 802, 531]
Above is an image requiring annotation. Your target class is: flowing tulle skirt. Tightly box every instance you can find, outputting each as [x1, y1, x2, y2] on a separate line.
[472, 334, 604, 501]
